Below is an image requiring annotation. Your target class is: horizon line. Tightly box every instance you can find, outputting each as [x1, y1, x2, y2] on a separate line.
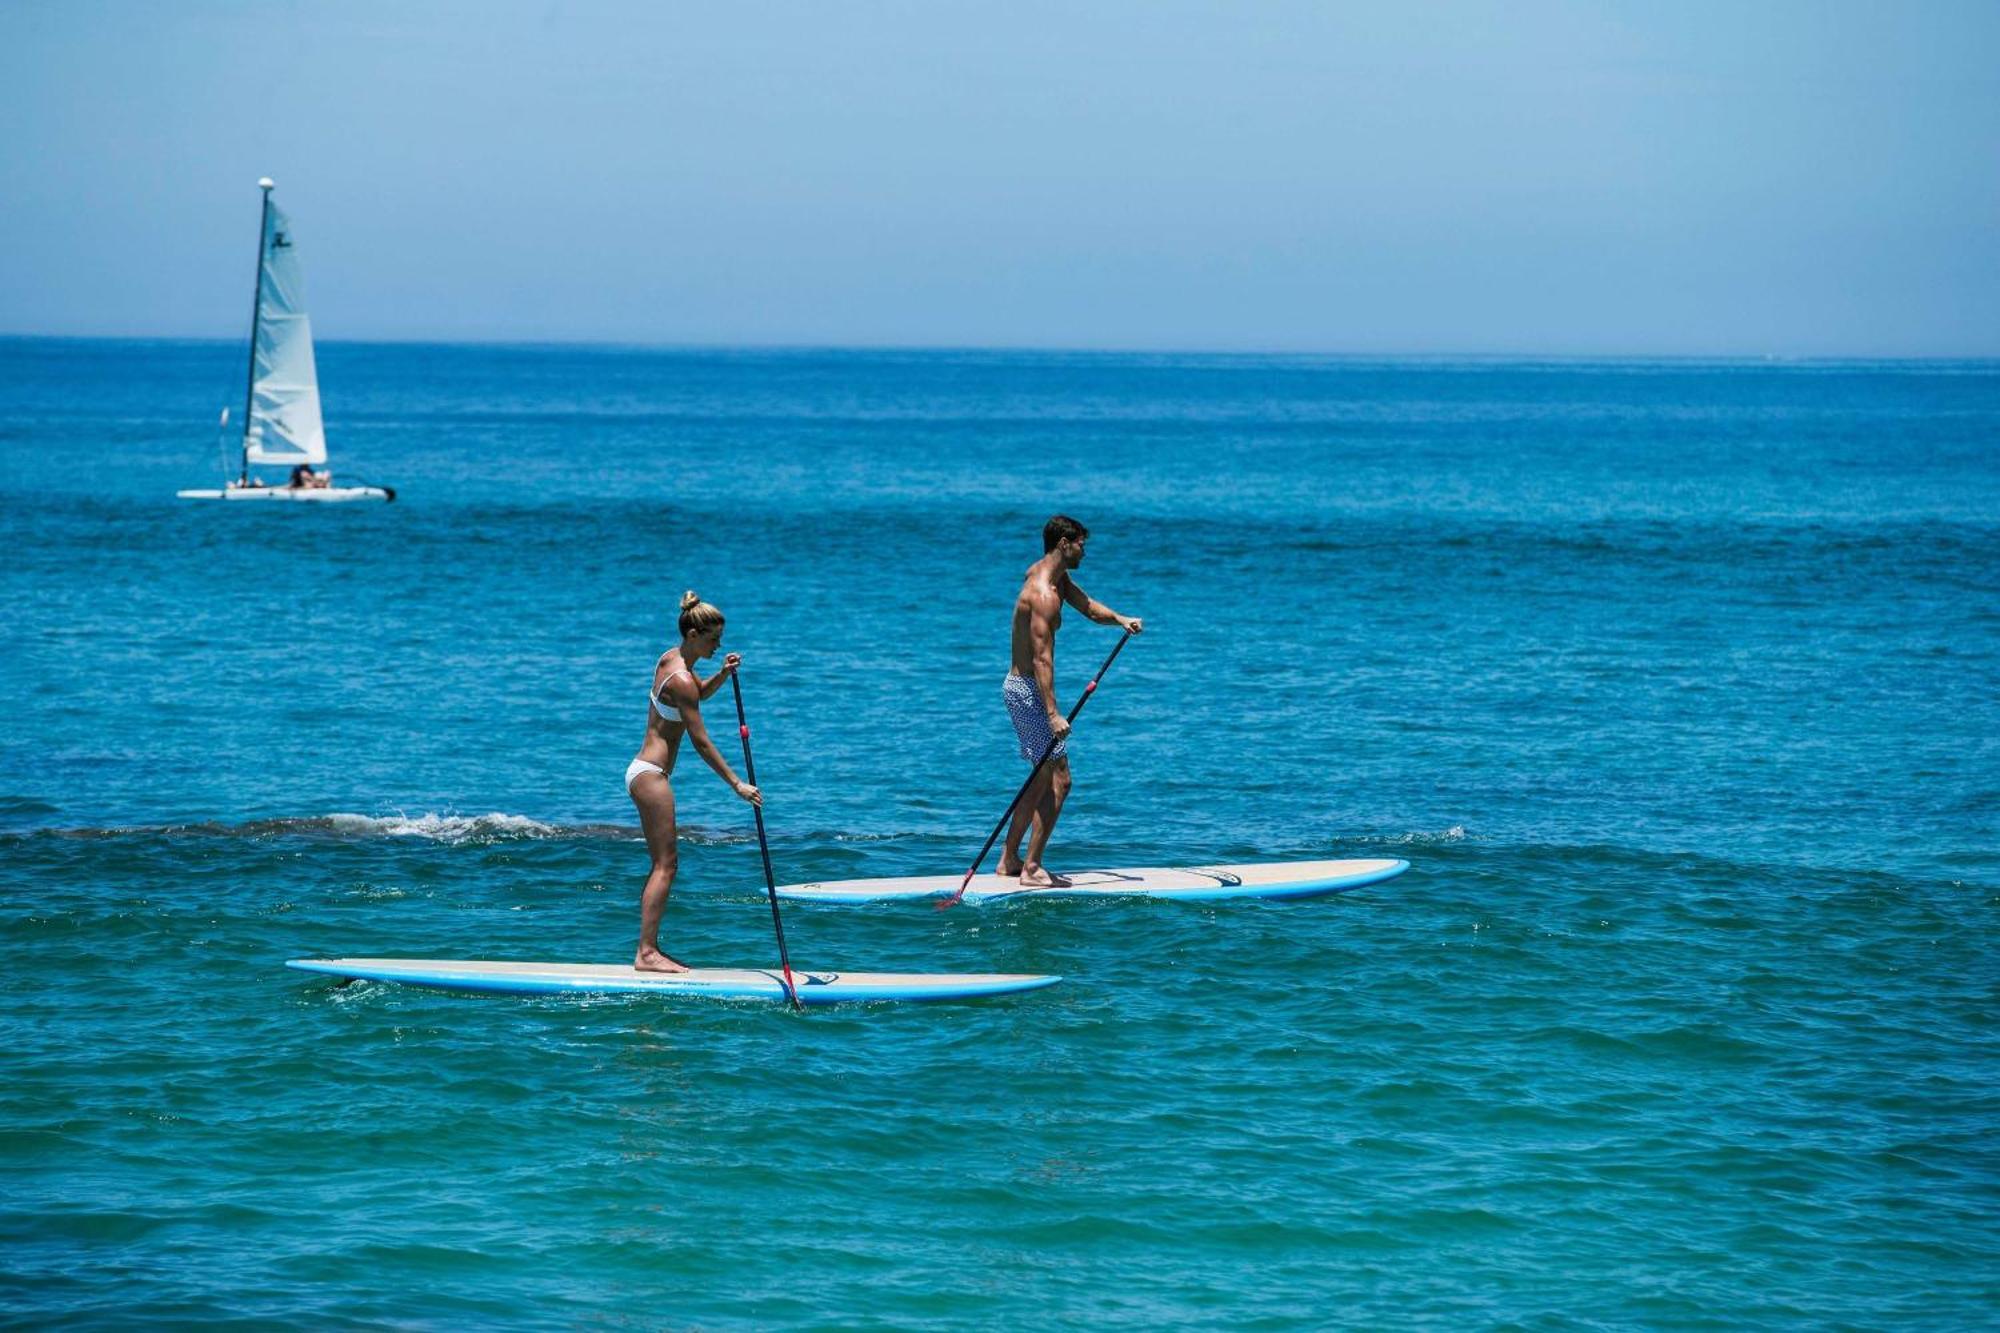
[3, 330, 1999, 367]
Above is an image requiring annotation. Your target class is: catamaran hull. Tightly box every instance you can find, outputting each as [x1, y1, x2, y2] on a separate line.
[177, 487, 394, 503]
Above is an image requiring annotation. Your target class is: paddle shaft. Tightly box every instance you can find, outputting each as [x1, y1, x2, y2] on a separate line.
[729, 671, 802, 1010]
[950, 629, 1133, 902]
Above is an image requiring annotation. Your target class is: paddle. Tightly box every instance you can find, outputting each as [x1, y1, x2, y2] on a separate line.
[729, 668, 802, 1010]
[941, 628, 1134, 908]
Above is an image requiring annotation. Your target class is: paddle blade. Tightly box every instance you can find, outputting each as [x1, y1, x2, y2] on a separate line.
[936, 866, 979, 910]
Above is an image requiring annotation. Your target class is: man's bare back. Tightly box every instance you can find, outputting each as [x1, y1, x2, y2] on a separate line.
[1011, 562, 1067, 678]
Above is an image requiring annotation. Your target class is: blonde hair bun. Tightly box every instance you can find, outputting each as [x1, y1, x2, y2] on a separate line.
[676, 590, 726, 637]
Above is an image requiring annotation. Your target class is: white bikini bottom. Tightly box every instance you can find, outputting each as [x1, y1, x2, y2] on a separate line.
[625, 758, 668, 792]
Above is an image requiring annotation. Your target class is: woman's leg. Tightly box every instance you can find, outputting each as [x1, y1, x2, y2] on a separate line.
[629, 770, 687, 971]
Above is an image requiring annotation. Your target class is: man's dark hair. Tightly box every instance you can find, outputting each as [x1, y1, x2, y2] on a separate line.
[1043, 514, 1090, 553]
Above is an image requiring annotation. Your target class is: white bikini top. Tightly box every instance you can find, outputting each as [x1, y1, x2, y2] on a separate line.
[651, 655, 694, 722]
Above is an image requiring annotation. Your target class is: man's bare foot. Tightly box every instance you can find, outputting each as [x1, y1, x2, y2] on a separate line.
[1017, 865, 1072, 888]
[634, 949, 690, 973]
[997, 854, 1025, 878]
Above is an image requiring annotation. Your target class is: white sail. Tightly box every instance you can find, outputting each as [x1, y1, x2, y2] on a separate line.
[243, 200, 326, 466]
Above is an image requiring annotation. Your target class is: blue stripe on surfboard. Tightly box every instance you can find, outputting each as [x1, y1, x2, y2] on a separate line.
[285, 958, 1061, 1003]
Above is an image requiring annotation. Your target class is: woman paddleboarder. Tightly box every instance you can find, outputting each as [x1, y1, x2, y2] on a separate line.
[625, 591, 761, 972]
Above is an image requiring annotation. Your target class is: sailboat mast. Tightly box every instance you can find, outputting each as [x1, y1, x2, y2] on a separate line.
[238, 178, 274, 485]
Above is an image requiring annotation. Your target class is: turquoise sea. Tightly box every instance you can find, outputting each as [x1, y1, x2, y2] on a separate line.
[2, 338, 1996, 1327]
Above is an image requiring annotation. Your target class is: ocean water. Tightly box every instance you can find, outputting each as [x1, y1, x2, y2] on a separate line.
[1, 338, 1996, 1327]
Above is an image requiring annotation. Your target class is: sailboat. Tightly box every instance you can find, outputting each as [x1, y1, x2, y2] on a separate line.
[179, 178, 394, 502]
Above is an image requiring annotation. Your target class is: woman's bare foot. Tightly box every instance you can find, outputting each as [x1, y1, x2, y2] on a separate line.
[634, 949, 691, 973]
[1017, 865, 1071, 888]
[997, 854, 1025, 877]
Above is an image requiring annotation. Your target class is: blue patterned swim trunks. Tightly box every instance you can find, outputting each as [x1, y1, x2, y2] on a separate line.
[1003, 672, 1067, 763]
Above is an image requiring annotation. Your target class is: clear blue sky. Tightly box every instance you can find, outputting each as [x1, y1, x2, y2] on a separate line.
[3, 1, 1995, 355]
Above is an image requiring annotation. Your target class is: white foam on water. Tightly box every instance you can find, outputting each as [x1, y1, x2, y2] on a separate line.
[323, 811, 561, 845]
[1394, 825, 1468, 845]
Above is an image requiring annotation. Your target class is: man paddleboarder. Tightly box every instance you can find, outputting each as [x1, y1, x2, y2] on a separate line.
[1000, 515, 1142, 886]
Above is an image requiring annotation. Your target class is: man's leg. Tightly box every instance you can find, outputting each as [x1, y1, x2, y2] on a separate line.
[1019, 759, 1072, 887]
[1000, 766, 1052, 876]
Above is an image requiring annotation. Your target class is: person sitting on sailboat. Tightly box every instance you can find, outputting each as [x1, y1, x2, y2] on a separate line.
[287, 463, 331, 489]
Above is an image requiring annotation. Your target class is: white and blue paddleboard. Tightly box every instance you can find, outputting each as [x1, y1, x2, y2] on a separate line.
[775, 857, 1410, 905]
[286, 957, 1060, 1004]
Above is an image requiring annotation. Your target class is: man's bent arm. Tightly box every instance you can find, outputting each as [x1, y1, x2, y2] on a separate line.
[1062, 578, 1138, 630]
